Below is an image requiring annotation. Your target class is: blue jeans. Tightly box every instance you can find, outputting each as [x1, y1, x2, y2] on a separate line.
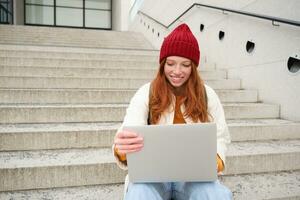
[125, 181, 232, 200]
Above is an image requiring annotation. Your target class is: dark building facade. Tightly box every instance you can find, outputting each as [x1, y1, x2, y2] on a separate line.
[1, 0, 112, 29]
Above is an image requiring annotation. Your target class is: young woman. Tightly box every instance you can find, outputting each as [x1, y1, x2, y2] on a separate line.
[113, 23, 232, 200]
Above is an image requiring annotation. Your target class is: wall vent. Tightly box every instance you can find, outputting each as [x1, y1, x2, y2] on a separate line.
[200, 24, 204, 32]
[246, 41, 255, 53]
[287, 56, 300, 74]
[219, 31, 225, 41]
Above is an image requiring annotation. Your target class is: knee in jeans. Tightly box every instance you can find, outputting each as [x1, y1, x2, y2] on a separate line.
[128, 182, 164, 194]
[125, 183, 165, 200]
[187, 182, 215, 192]
[187, 182, 232, 199]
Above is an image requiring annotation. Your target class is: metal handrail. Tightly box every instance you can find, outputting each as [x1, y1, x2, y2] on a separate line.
[139, 3, 300, 28]
[129, 0, 138, 14]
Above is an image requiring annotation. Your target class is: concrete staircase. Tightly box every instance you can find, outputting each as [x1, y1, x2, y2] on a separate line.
[0, 25, 299, 200]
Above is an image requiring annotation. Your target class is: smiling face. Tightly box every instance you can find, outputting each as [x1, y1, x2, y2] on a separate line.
[164, 56, 192, 94]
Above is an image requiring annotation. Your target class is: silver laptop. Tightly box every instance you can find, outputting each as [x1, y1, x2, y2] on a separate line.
[125, 123, 217, 183]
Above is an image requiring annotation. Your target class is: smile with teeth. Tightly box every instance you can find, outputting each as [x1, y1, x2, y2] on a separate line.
[170, 75, 184, 83]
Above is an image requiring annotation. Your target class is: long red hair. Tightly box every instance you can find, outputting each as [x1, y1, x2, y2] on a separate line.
[149, 59, 210, 124]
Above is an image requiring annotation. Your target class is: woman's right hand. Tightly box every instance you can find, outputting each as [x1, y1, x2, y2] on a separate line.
[114, 130, 144, 155]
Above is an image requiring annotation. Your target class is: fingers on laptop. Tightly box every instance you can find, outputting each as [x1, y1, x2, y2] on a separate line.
[115, 136, 143, 145]
[114, 130, 144, 154]
[116, 144, 144, 154]
[117, 130, 139, 138]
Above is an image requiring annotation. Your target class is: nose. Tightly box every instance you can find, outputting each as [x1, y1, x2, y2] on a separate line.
[173, 64, 181, 74]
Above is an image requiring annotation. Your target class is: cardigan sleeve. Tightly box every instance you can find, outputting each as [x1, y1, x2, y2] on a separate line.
[205, 85, 231, 166]
[112, 83, 151, 170]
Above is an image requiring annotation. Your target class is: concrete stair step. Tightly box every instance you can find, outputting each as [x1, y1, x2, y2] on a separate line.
[228, 119, 300, 142]
[0, 148, 126, 192]
[0, 140, 299, 191]
[217, 89, 258, 103]
[0, 29, 149, 40]
[0, 88, 257, 104]
[0, 44, 159, 57]
[0, 49, 159, 62]
[0, 25, 154, 49]
[0, 122, 119, 151]
[0, 31, 149, 42]
[220, 170, 300, 200]
[0, 77, 241, 89]
[0, 103, 279, 123]
[0, 184, 124, 200]
[0, 65, 227, 79]
[1, 171, 299, 200]
[225, 140, 300, 175]
[1, 119, 299, 151]
[224, 103, 279, 119]
[0, 57, 158, 69]
[0, 38, 153, 50]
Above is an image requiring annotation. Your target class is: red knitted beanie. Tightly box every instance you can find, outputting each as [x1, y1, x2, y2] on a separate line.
[159, 23, 200, 66]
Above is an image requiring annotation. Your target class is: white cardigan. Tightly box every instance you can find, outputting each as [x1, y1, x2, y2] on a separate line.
[112, 82, 231, 196]
[113, 82, 231, 170]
